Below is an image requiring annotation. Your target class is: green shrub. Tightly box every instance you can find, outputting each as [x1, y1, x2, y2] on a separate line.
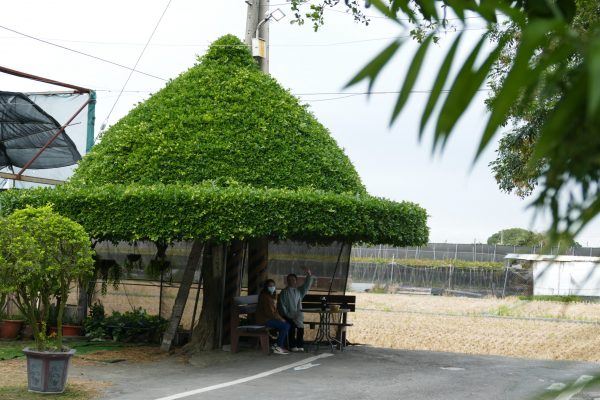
[518, 295, 588, 303]
[105, 309, 168, 344]
[84, 304, 167, 344]
[83, 303, 107, 340]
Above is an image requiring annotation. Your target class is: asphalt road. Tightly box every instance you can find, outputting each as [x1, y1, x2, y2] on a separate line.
[77, 346, 600, 400]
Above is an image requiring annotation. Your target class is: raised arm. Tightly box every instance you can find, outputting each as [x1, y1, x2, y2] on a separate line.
[298, 268, 315, 297]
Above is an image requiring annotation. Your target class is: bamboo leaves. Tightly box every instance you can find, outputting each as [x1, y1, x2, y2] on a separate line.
[347, 39, 404, 93]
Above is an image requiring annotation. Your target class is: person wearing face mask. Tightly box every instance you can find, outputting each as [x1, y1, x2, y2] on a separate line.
[277, 267, 315, 352]
[256, 279, 290, 355]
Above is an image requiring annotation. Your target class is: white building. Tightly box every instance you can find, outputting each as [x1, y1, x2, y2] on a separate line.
[505, 254, 600, 297]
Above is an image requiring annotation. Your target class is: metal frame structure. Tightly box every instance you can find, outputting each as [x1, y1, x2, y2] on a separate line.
[0, 65, 95, 186]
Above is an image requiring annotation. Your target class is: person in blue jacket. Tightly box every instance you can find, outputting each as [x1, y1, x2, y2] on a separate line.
[277, 267, 315, 352]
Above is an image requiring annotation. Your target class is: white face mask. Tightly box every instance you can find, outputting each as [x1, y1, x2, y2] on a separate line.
[267, 286, 276, 294]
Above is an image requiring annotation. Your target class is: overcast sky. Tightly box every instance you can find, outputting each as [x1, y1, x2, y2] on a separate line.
[2, 1, 599, 246]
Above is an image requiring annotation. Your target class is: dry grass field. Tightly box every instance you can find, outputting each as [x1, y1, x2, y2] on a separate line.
[78, 283, 600, 363]
[348, 292, 600, 362]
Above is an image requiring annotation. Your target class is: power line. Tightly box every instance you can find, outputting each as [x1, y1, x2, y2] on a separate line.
[0, 24, 167, 81]
[95, 89, 491, 101]
[297, 89, 491, 95]
[0, 26, 488, 50]
[300, 94, 363, 102]
[98, 0, 173, 139]
[297, 88, 491, 102]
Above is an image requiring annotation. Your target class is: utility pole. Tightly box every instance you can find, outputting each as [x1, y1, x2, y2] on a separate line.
[244, 0, 270, 73]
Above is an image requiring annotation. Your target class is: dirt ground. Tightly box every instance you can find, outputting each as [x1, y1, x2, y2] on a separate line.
[87, 288, 600, 362]
[347, 292, 600, 362]
[2, 292, 600, 399]
[0, 345, 166, 398]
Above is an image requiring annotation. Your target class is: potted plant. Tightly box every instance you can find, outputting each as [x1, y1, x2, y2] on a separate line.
[61, 308, 83, 337]
[0, 314, 24, 340]
[0, 205, 95, 393]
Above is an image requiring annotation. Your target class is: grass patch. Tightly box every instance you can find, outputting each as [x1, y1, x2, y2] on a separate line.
[494, 305, 513, 316]
[518, 295, 589, 303]
[369, 285, 386, 294]
[0, 340, 142, 361]
[0, 384, 97, 400]
[0, 341, 31, 360]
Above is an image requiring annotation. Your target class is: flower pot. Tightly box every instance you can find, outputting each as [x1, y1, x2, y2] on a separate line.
[0, 319, 23, 339]
[23, 347, 76, 393]
[62, 325, 82, 337]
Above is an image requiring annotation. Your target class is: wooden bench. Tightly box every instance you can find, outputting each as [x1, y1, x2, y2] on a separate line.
[302, 294, 355, 346]
[230, 295, 270, 354]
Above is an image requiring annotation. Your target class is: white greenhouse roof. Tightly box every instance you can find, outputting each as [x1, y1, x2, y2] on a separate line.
[504, 254, 600, 262]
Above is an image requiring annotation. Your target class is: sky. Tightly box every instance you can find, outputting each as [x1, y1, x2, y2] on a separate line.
[2, 0, 599, 246]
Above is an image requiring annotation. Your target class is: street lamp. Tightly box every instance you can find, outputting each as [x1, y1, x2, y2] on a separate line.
[252, 8, 285, 60]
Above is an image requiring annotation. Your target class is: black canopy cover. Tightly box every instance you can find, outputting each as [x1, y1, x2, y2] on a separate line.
[0, 91, 81, 170]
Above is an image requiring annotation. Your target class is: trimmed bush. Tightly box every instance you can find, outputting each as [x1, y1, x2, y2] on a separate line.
[0, 184, 428, 246]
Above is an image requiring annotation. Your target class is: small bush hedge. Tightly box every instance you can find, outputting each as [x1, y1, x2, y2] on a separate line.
[84, 303, 167, 344]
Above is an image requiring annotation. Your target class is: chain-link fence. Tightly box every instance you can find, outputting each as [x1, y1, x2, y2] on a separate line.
[348, 262, 533, 297]
[352, 243, 600, 262]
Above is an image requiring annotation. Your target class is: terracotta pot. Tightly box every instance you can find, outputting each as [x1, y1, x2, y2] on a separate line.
[61, 325, 82, 337]
[0, 319, 23, 339]
[23, 347, 76, 393]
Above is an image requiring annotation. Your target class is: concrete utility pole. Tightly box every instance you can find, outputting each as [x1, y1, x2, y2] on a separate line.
[244, 0, 270, 73]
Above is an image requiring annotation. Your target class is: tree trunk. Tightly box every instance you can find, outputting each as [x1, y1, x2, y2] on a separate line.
[187, 243, 225, 352]
[247, 238, 268, 295]
[160, 239, 204, 352]
[77, 278, 87, 325]
[221, 239, 244, 346]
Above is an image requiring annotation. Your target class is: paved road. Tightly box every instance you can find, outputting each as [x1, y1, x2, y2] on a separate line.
[76, 346, 600, 400]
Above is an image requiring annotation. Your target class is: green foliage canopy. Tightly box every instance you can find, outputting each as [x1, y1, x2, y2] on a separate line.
[0, 184, 428, 246]
[4, 35, 426, 247]
[0, 36, 428, 247]
[71, 35, 365, 195]
[0, 206, 95, 350]
[488, 0, 600, 199]
[486, 228, 546, 247]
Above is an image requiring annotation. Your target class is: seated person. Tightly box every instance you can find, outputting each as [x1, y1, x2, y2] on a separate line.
[256, 279, 290, 355]
[278, 267, 315, 352]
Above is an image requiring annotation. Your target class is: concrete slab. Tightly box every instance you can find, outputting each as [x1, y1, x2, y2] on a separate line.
[72, 346, 600, 400]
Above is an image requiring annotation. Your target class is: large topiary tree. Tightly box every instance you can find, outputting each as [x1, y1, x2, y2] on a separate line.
[0, 35, 428, 352]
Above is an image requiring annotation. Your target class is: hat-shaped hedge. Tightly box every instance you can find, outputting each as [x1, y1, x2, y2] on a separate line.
[0, 35, 428, 246]
[71, 35, 365, 195]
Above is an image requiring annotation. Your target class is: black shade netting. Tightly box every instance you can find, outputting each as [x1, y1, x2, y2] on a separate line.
[0, 91, 81, 170]
[267, 241, 351, 294]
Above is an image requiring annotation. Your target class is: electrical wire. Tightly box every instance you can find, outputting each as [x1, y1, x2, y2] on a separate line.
[0, 26, 488, 50]
[93, 88, 491, 96]
[299, 93, 363, 102]
[97, 0, 173, 140]
[0, 24, 167, 81]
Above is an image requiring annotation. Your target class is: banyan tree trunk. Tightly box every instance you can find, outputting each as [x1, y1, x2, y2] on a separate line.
[161, 239, 205, 352]
[187, 243, 225, 351]
[183, 238, 268, 354]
